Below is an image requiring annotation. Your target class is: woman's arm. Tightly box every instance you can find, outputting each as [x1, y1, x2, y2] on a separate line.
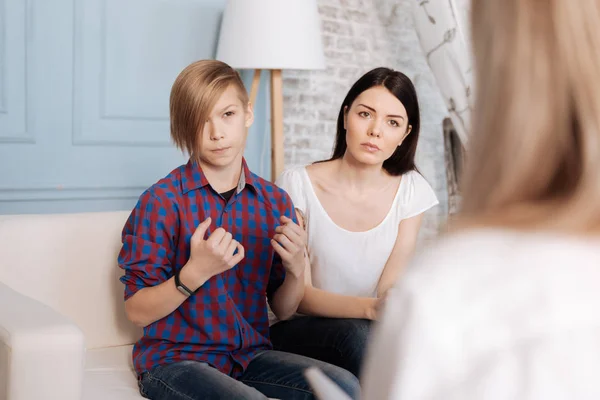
[293, 210, 378, 320]
[376, 213, 424, 298]
[298, 285, 378, 320]
[299, 213, 424, 318]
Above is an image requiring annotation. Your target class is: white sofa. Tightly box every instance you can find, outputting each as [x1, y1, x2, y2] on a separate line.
[0, 212, 144, 400]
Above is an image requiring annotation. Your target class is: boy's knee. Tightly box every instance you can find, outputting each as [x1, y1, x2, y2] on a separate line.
[344, 373, 361, 399]
[322, 365, 361, 399]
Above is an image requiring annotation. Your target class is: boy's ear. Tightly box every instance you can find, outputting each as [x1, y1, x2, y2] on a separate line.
[245, 102, 254, 128]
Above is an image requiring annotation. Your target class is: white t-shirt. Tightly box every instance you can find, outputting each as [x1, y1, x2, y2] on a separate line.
[361, 229, 600, 399]
[275, 166, 439, 298]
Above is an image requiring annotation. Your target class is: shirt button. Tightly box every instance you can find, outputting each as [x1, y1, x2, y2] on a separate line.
[241, 328, 246, 334]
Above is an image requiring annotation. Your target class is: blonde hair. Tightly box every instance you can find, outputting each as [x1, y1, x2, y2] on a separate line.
[460, 0, 600, 232]
[170, 60, 249, 158]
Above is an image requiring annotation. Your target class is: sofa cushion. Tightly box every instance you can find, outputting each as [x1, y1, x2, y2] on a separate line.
[83, 345, 143, 400]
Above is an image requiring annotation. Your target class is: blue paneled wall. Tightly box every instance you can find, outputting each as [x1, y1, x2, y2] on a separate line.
[0, 0, 270, 214]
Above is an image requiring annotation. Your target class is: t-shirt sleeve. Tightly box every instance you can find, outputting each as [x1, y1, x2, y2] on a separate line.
[275, 167, 307, 215]
[399, 171, 440, 220]
[118, 189, 179, 300]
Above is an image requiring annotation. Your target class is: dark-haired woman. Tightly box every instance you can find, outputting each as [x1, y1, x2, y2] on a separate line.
[270, 67, 439, 377]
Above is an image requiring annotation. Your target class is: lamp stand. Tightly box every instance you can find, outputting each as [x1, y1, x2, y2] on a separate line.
[248, 68, 285, 182]
[270, 69, 284, 182]
[249, 69, 261, 105]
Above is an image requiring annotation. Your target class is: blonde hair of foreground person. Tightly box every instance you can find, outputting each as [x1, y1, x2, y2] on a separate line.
[458, 0, 600, 233]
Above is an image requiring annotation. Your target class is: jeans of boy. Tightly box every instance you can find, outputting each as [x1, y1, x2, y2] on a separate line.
[138, 349, 360, 400]
[270, 317, 372, 378]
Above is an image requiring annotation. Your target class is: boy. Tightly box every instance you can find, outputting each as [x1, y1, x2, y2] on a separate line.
[118, 60, 359, 399]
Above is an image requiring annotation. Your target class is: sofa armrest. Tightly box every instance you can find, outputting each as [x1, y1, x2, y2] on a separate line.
[0, 282, 85, 400]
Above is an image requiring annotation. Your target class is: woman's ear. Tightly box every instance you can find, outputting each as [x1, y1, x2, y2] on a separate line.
[403, 125, 412, 141]
[343, 105, 349, 130]
[245, 102, 254, 128]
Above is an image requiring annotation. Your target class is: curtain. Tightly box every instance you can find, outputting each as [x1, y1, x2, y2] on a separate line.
[411, 0, 473, 145]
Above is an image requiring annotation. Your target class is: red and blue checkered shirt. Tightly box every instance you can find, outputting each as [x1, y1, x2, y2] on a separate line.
[118, 158, 295, 378]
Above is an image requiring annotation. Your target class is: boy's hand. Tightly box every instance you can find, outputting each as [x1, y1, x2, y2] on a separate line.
[271, 215, 307, 278]
[182, 218, 245, 289]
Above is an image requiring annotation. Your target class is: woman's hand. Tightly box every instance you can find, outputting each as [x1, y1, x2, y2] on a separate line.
[272, 216, 307, 278]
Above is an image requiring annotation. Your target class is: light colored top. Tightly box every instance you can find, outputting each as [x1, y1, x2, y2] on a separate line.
[361, 229, 600, 400]
[275, 166, 438, 297]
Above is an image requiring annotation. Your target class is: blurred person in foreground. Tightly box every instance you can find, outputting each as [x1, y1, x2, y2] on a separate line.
[360, 0, 600, 398]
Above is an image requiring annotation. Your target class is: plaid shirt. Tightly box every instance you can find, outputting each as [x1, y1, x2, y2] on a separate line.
[118, 159, 295, 378]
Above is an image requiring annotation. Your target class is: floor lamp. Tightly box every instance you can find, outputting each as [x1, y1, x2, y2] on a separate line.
[216, 0, 325, 181]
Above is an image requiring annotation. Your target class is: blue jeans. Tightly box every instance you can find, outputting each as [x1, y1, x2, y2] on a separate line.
[270, 317, 372, 378]
[138, 350, 360, 400]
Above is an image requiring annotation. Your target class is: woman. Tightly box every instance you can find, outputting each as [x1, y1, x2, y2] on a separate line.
[270, 67, 439, 377]
[361, 0, 600, 398]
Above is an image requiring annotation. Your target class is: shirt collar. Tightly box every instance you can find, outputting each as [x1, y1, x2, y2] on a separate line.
[182, 158, 259, 195]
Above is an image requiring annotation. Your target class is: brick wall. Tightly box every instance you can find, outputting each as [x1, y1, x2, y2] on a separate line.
[282, 0, 449, 242]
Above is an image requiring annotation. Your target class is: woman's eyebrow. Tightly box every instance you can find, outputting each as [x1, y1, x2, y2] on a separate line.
[357, 103, 405, 120]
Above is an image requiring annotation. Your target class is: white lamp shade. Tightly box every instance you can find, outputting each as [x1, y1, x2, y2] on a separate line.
[216, 0, 326, 70]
